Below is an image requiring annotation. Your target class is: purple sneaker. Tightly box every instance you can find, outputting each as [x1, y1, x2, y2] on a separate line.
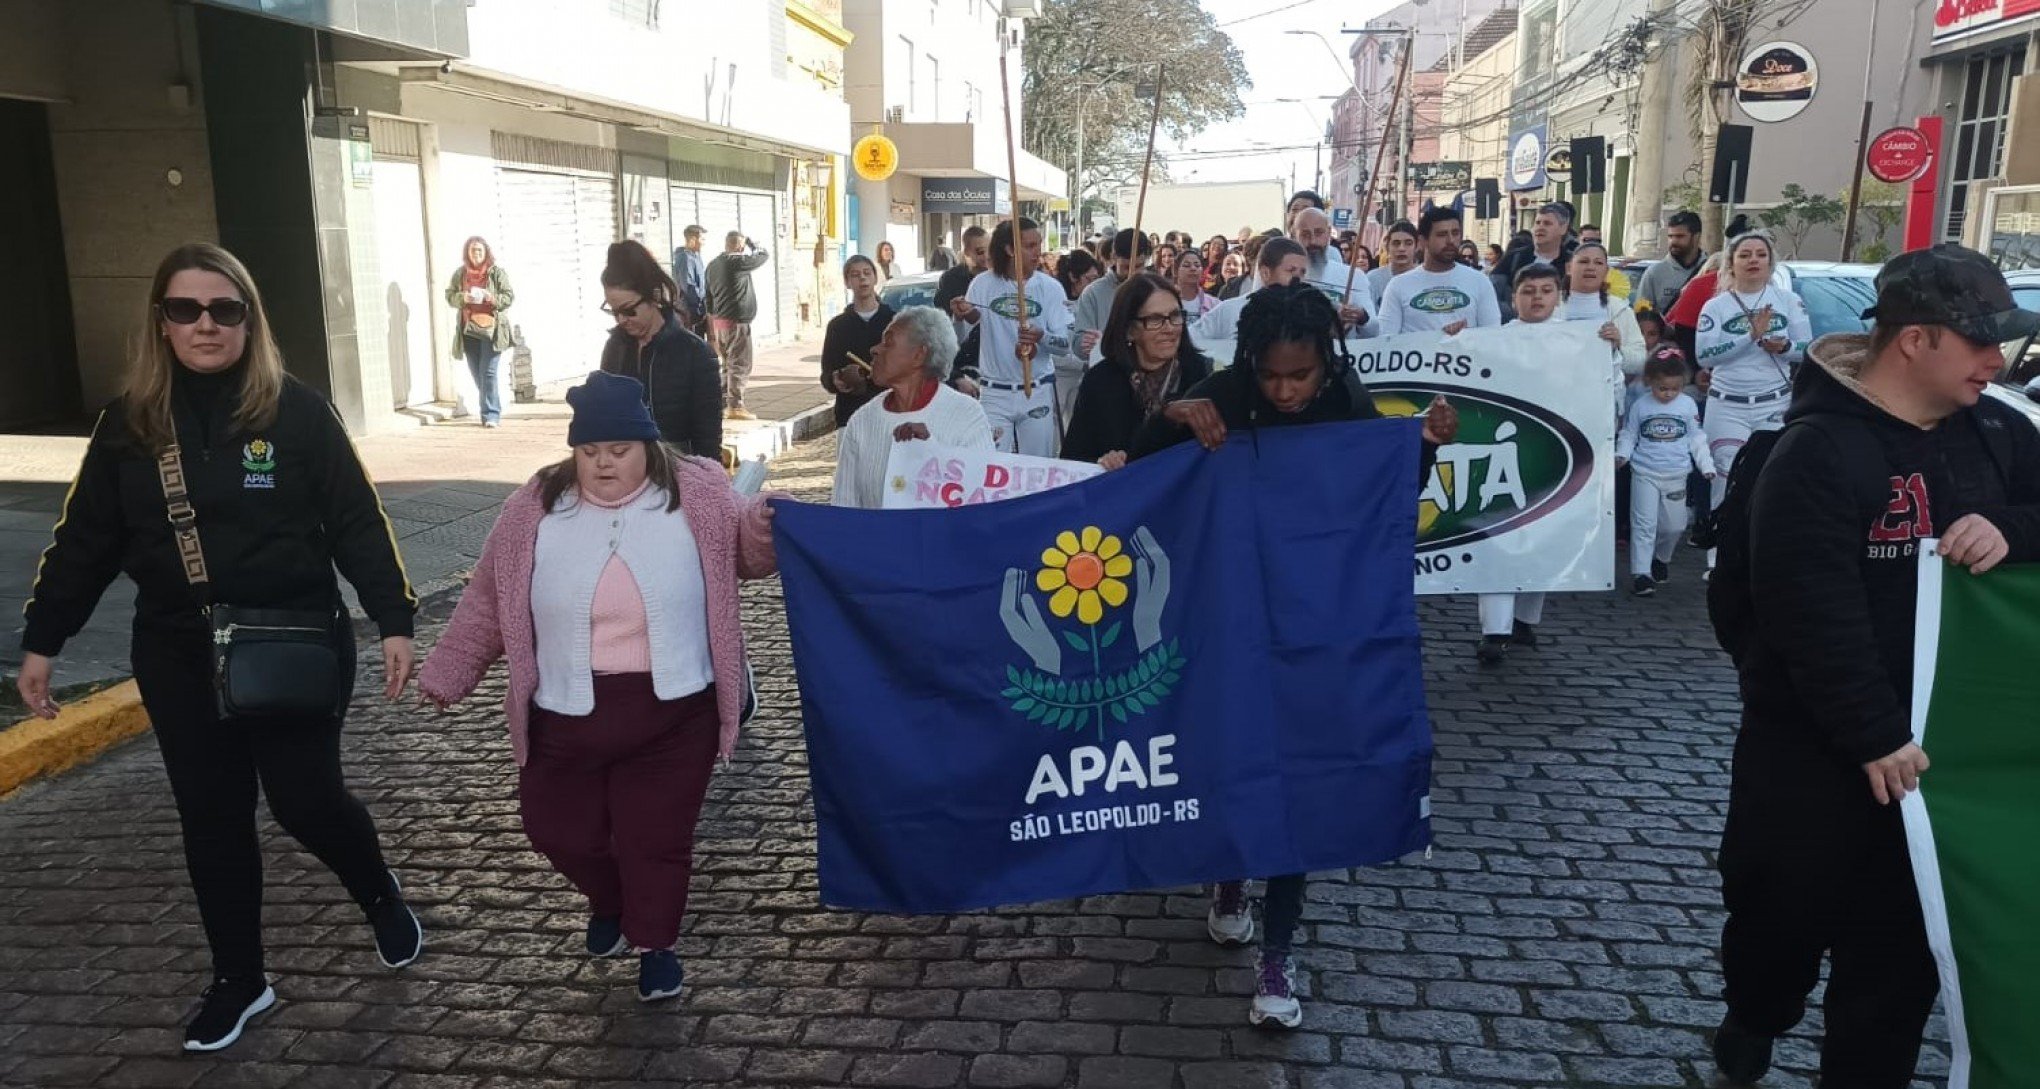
[1207, 881, 1254, 945]
[1249, 951, 1301, 1028]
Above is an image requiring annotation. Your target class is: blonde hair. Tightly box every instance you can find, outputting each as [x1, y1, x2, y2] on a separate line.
[125, 243, 286, 452]
[1716, 229, 1779, 294]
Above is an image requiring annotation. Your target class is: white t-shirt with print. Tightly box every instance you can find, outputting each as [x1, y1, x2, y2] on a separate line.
[966, 270, 1073, 385]
[1377, 263, 1503, 334]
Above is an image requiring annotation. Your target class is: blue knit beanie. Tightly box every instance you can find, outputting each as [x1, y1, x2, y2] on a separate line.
[565, 371, 660, 446]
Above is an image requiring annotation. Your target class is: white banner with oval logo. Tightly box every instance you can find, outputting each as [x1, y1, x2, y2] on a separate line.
[1196, 322, 1618, 595]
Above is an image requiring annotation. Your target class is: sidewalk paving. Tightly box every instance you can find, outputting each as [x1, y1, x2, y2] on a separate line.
[0, 431, 1948, 1088]
[0, 336, 835, 704]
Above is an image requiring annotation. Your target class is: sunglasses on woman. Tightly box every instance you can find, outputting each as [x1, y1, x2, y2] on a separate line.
[158, 297, 249, 327]
[600, 296, 649, 319]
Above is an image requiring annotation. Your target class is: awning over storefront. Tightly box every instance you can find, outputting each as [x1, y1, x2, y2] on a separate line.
[196, 0, 468, 58]
[886, 122, 1067, 202]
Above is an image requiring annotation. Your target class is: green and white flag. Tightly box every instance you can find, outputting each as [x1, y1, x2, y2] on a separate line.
[1905, 547, 2040, 1089]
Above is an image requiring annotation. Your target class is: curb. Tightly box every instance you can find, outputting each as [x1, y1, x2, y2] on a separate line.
[728, 402, 836, 465]
[0, 681, 149, 796]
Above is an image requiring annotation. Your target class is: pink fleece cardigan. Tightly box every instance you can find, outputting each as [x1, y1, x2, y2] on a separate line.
[418, 456, 779, 762]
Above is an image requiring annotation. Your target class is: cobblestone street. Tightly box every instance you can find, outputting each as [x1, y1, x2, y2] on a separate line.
[0, 433, 1947, 1089]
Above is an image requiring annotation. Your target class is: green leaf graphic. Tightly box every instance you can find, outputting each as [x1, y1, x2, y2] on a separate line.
[1100, 622, 1122, 649]
[1062, 630, 1091, 654]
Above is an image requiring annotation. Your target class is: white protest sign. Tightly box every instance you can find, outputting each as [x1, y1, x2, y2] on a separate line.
[1199, 322, 1617, 595]
[882, 443, 1104, 510]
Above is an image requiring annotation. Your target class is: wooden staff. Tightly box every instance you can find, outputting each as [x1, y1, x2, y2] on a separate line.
[997, 47, 1035, 398]
[1345, 35, 1412, 302]
[1131, 70, 1166, 244]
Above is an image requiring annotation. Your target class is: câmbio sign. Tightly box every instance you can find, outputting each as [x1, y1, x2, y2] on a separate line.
[1868, 126, 1934, 184]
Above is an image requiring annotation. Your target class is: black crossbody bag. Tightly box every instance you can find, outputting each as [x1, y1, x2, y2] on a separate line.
[157, 445, 351, 721]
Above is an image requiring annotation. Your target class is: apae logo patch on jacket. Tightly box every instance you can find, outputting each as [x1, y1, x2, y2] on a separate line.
[242, 439, 277, 490]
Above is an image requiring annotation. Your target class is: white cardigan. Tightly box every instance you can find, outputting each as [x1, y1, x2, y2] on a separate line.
[530, 485, 714, 715]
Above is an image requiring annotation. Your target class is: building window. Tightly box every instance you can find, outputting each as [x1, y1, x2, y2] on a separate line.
[1519, 0, 1558, 84]
[930, 56, 942, 122]
[608, 0, 660, 28]
[964, 80, 977, 123]
[1946, 47, 2028, 242]
[901, 36, 918, 117]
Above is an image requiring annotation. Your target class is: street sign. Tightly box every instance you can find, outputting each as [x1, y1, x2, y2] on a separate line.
[1332, 207, 1354, 229]
[1410, 161, 1472, 192]
[1507, 126, 1547, 192]
[1735, 41, 1818, 123]
[1867, 126, 1934, 184]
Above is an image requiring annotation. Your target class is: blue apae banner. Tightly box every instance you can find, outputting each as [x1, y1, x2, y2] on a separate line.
[771, 420, 1434, 913]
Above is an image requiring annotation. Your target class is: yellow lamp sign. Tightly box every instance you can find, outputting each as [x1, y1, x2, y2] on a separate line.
[853, 134, 899, 182]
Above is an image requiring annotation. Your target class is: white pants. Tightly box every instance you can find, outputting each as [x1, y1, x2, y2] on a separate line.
[1477, 593, 1546, 637]
[1630, 471, 1691, 576]
[982, 378, 1059, 458]
[1702, 390, 1790, 508]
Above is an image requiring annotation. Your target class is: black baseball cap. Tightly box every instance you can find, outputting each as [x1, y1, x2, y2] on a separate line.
[1861, 244, 2040, 344]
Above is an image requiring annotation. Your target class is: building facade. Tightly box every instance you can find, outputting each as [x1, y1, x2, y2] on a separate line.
[1, 0, 853, 434]
[840, 0, 1063, 275]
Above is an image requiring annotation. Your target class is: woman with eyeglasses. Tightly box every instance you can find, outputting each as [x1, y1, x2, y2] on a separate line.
[1060, 272, 1213, 469]
[445, 236, 515, 428]
[597, 240, 722, 460]
[17, 243, 423, 1052]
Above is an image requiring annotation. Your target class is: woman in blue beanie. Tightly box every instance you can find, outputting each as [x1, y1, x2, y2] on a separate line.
[419, 370, 782, 1003]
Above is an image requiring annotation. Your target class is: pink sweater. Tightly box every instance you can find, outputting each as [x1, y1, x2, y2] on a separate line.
[418, 457, 781, 762]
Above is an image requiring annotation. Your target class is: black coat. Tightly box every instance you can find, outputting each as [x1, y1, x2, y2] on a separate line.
[1061, 351, 1212, 463]
[1720, 339, 2040, 918]
[22, 369, 417, 654]
[1126, 362, 1438, 485]
[599, 310, 723, 458]
[819, 302, 894, 427]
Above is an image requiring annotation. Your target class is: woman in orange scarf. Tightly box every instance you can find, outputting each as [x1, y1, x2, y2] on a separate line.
[444, 236, 516, 427]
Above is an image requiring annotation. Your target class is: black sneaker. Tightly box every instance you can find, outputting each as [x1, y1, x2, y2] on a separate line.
[1632, 575, 1656, 597]
[587, 915, 629, 958]
[183, 976, 276, 1052]
[1711, 1013, 1774, 1085]
[367, 872, 424, 969]
[638, 949, 685, 1002]
[1651, 559, 1670, 583]
[1510, 620, 1539, 648]
[1476, 635, 1508, 665]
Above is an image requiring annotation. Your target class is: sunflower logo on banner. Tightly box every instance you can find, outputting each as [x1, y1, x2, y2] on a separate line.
[1000, 526, 1186, 741]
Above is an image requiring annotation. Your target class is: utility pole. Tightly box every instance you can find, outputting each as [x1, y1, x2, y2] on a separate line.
[1697, 0, 1757, 253]
[1628, 0, 1680, 257]
[1397, 63, 1415, 221]
[1839, 1, 1883, 261]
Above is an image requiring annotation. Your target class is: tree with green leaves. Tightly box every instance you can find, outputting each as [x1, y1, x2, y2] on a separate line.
[1758, 184, 1845, 258]
[1851, 180, 1908, 263]
[1022, 0, 1251, 228]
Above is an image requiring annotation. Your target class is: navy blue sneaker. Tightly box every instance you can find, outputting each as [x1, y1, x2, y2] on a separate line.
[586, 915, 629, 958]
[638, 949, 684, 1002]
[367, 871, 423, 969]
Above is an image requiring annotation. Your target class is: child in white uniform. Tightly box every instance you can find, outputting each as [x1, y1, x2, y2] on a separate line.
[1616, 355, 1713, 596]
[1475, 264, 1562, 666]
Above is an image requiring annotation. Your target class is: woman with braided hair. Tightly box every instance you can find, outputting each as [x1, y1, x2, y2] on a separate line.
[1124, 280, 1457, 1031]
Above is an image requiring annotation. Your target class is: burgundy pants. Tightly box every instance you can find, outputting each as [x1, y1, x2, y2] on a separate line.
[520, 674, 718, 950]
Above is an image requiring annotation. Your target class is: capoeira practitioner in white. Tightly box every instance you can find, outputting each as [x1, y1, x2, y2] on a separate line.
[966, 216, 1072, 456]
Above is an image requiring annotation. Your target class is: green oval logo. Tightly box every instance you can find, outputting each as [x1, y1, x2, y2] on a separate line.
[1721, 312, 1787, 337]
[1371, 383, 1593, 550]
[989, 295, 1044, 321]
[1410, 288, 1472, 314]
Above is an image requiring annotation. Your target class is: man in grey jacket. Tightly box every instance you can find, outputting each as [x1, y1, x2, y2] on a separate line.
[1636, 210, 1706, 317]
[1071, 228, 1151, 357]
[706, 231, 771, 420]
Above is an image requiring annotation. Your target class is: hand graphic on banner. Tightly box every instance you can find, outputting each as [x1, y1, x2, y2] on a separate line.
[1000, 569, 1061, 673]
[1132, 527, 1172, 652]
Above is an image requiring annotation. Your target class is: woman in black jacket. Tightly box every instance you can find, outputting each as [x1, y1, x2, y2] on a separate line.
[598, 241, 722, 459]
[820, 254, 894, 427]
[1062, 272, 1212, 467]
[15, 243, 423, 1053]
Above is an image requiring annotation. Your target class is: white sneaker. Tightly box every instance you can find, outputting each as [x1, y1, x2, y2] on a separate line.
[1248, 952, 1302, 1029]
[1206, 882, 1254, 945]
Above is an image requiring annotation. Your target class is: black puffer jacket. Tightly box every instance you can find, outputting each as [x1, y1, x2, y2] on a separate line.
[22, 367, 417, 654]
[599, 310, 723, 458]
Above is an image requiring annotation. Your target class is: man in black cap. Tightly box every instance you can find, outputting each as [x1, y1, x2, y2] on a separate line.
[1713, 244, 2040, 1087]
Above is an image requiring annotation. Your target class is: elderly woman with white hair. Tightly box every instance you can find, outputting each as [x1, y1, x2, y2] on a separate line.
[830, 305, 994, 508]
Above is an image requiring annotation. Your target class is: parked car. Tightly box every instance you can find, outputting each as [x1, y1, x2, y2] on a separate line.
[1983, 268, 2040, 429]
[879, 271, 944, 313]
